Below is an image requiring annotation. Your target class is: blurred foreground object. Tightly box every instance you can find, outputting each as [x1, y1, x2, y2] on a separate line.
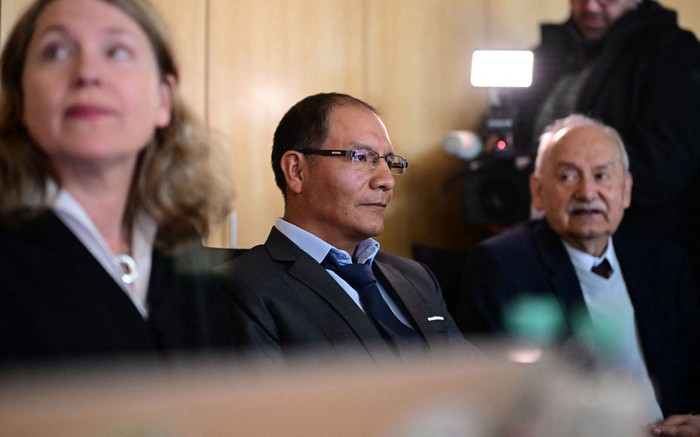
[0, 345, 651, 436]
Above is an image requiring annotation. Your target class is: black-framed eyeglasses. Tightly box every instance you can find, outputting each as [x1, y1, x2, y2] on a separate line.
[299, 148, 408, 175]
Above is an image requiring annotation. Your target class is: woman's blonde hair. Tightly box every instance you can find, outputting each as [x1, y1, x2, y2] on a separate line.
[0, 0, 234, 250]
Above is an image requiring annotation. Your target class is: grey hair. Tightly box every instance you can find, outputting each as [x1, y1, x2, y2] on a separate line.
[534, 114, 630, 176]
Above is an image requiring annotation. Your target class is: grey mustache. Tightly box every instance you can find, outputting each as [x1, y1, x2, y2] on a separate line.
[566, 200, 606, 213]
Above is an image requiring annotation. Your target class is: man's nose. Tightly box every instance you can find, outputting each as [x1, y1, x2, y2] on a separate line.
[371, 158, 396, 191]
[575, 175, 597, 199]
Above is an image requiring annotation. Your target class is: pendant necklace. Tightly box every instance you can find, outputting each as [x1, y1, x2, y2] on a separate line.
[115, 254, 138, 285]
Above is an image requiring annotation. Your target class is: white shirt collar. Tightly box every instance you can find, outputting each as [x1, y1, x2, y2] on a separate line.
[49, 180, 156, 318]
[562, 237, 617, 272]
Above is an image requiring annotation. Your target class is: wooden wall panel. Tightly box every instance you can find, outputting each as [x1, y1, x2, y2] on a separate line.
[661, 0, 700, 34]
[1, 0, 700, 256]
[0, 0, 33, 45]
[207, 0, 366, 249]
[148, 0, 225, 245]
[365, 0, 489, 256]
[486, 0, 569, 48]
[150, 0, 207, 117]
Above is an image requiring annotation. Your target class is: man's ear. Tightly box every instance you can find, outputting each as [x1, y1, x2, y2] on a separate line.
[623, 172, 633, 209]
[529, 173, 544, 211]
[281, 150, 306, 195]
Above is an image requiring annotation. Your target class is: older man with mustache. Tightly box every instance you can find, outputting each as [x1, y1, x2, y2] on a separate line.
[494, 0, 700, 286]
[454, 114, 700, 426]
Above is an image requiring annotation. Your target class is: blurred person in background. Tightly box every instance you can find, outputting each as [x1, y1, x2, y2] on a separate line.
[0, 0, 236, 363]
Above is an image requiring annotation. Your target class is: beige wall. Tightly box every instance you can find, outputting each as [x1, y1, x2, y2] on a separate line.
[1, 0, 698, 257]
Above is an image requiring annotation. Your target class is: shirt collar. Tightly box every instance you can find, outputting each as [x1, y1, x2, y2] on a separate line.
[562, 237, 616, 271]
[274, 217, 380, 266]
[48, 180, 156, 318]
[49, 180, 157, 248]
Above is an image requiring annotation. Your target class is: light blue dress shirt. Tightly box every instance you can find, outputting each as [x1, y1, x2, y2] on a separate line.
[274, 218, 413, 327]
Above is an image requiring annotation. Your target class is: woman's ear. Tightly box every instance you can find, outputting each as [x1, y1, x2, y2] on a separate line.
[155, 73, 175, 128]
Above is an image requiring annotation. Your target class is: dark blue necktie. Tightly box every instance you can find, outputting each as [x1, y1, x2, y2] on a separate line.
[322, 253, 419, 344]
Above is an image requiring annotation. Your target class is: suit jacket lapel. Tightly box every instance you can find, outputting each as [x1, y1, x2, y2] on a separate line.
[40, 212, 136, 306]
[264, 228, 387, 349]
[613, 232, 663, 359]
[16, 212, 150, 345]
[372, 260, 433, 337]
[533, 221, 588, 334]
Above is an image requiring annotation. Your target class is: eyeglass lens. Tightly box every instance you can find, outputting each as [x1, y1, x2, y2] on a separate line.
[351, 149, 406, 175]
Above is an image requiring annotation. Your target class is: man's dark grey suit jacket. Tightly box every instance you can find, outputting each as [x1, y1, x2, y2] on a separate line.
[217, 227, 467, 361]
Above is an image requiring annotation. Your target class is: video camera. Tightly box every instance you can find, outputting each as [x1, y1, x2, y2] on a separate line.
[444, 50, 534, 226]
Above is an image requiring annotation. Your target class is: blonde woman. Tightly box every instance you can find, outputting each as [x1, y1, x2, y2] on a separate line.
[0, 0, 236, 362]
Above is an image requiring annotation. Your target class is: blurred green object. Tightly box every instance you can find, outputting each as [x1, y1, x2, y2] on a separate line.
[504, 294, 565, 343]
[572, 307, 625, 357]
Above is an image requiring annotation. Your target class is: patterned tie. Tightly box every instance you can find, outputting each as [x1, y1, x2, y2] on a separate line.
[322, 253, 419, 344]
[591, 258, 613, 279]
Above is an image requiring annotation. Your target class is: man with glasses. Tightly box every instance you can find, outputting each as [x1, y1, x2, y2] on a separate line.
[217, 92, 466, 361]
[496, 0, 700, 283]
